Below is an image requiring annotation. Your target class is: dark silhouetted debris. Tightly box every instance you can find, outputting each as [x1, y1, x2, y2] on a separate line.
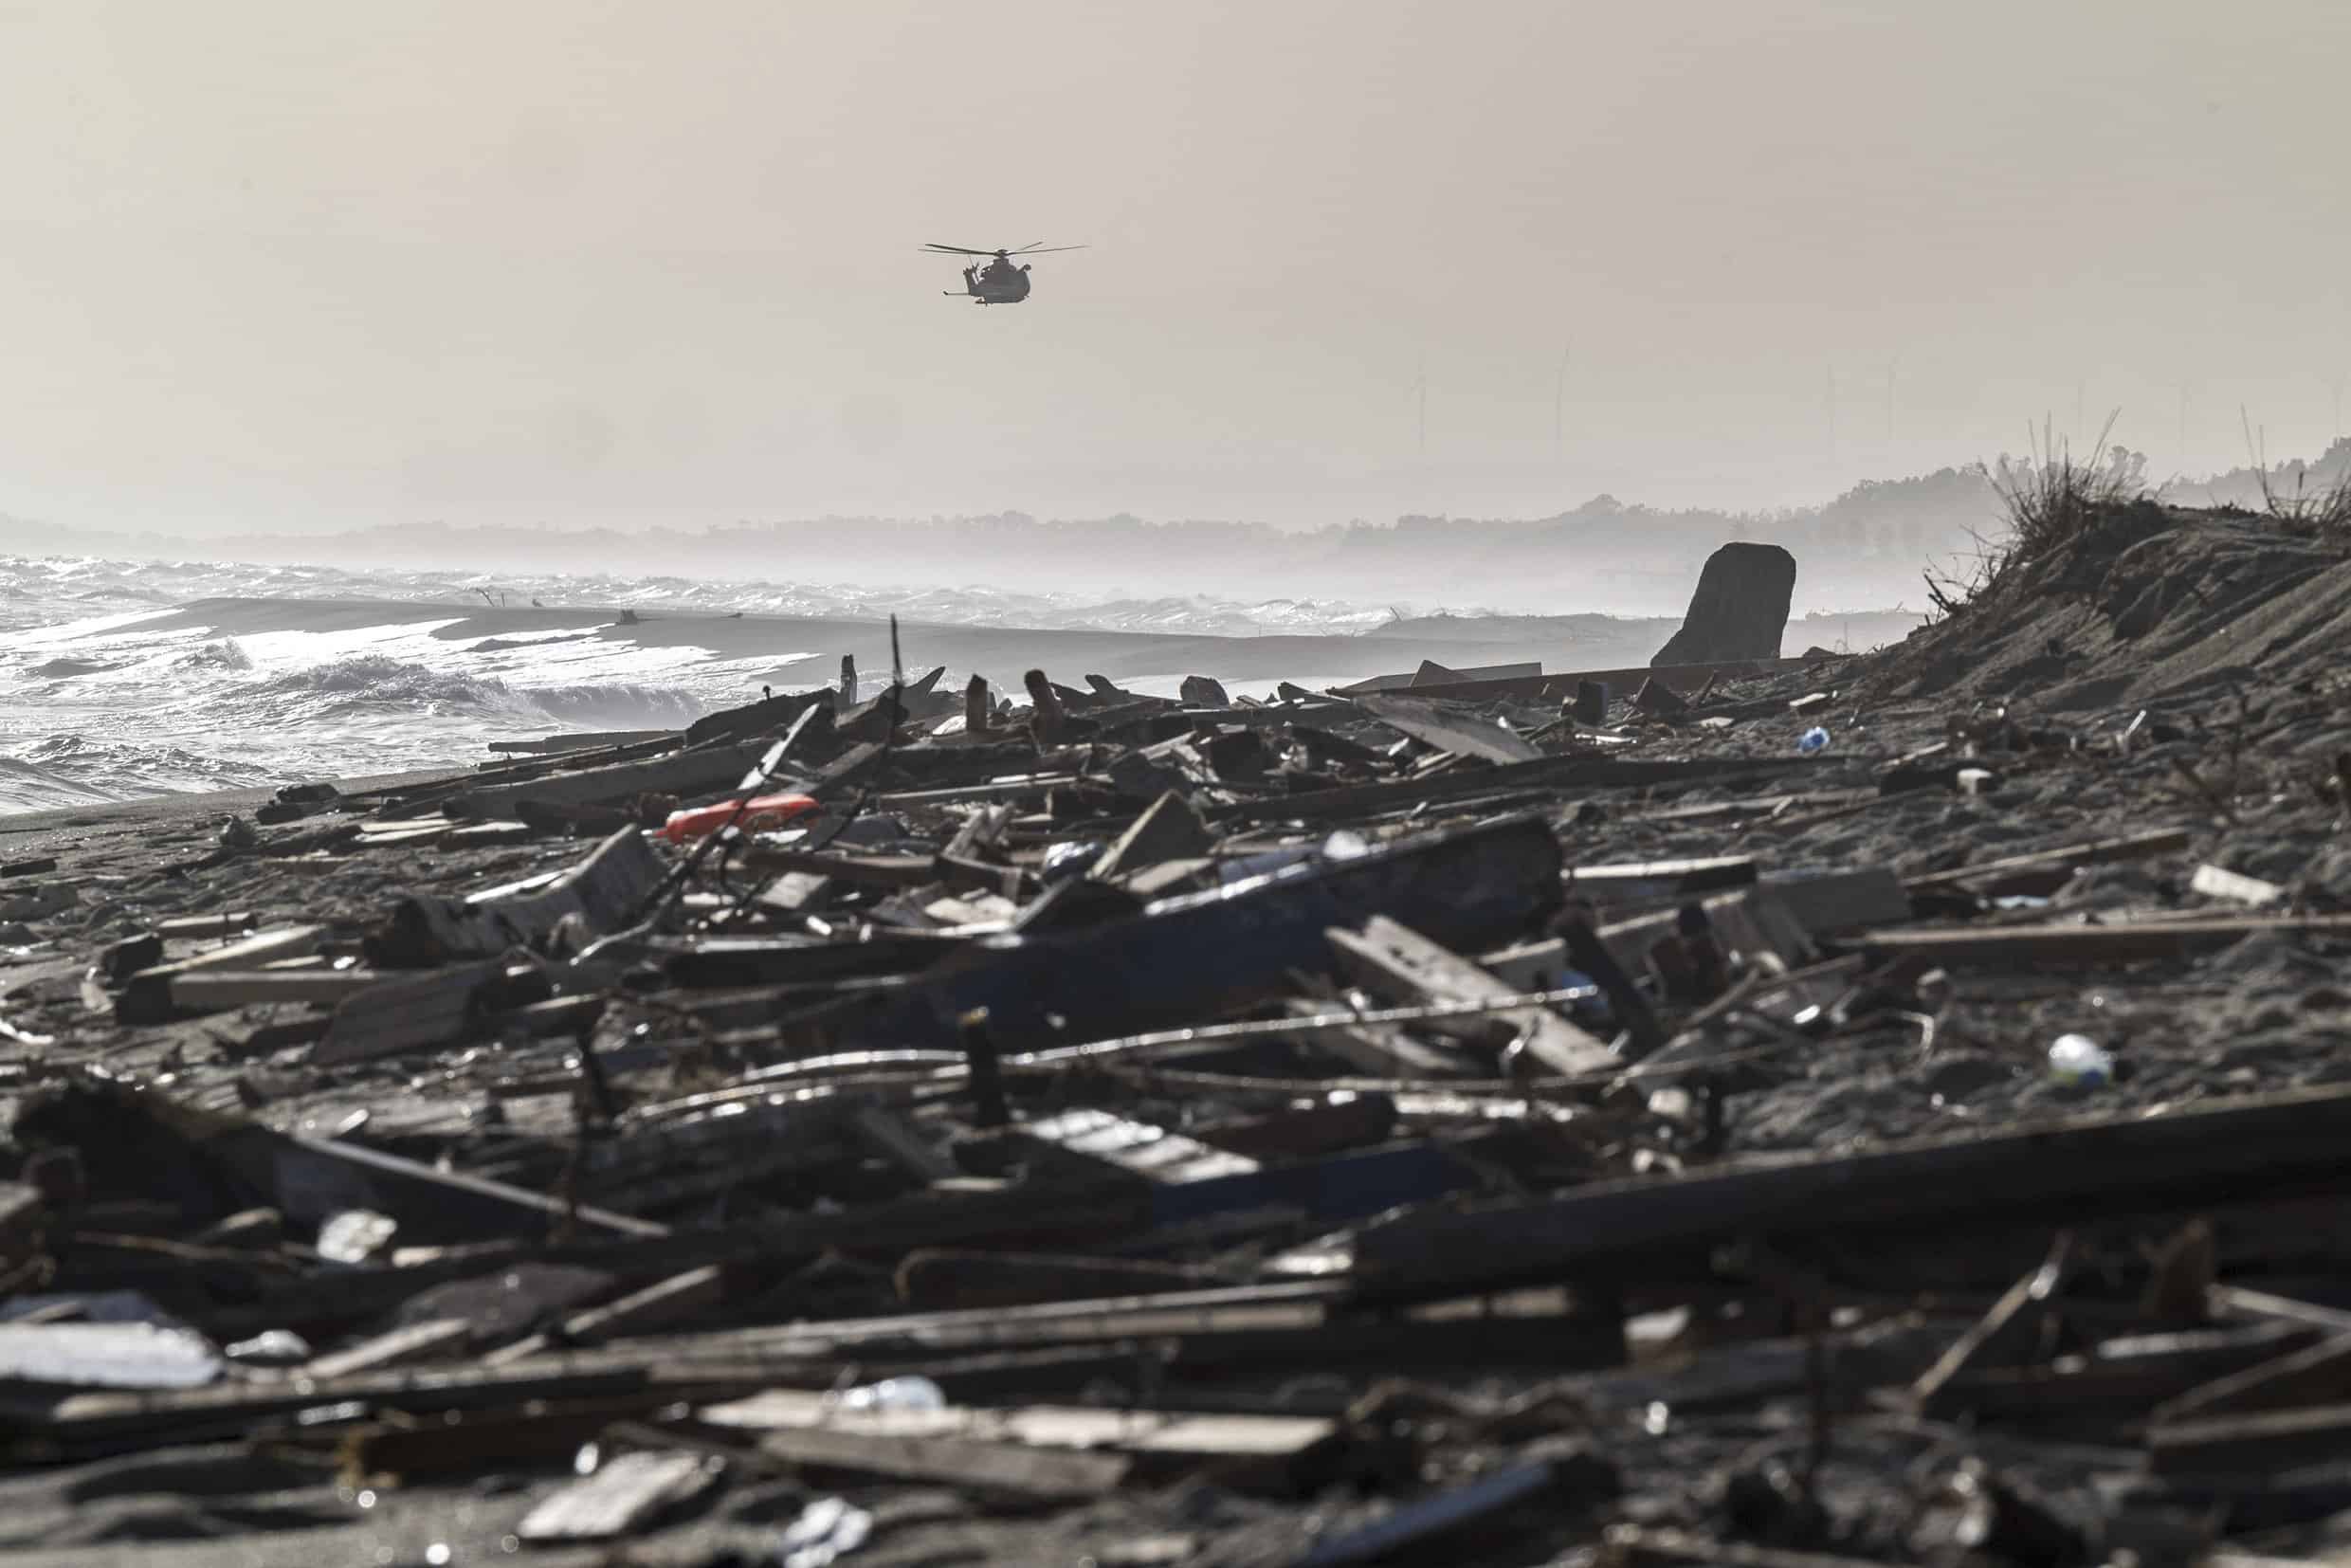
[1651, 540, 1799, 666]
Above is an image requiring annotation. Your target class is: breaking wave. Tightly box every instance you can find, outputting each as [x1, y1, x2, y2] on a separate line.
[238, 656, 707, 729]
[0, 736, 283, 814]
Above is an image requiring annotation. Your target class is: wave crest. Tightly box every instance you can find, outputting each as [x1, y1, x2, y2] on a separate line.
[244, 656, 705, 729]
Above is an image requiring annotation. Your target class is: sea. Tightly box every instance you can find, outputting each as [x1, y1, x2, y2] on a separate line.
[0, 554, 1401, 816]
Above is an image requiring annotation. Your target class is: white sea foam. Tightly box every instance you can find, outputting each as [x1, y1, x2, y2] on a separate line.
[0, 551, 1431, 816]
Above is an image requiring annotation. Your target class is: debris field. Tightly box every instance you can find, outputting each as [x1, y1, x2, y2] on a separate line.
[3, 502, 2351, 1566]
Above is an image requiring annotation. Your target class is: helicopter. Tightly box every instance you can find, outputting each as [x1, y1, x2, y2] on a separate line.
[922, 242, 1084, 305]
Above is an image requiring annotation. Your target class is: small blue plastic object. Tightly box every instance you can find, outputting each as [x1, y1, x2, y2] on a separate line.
[1796, 726, 1831, 755]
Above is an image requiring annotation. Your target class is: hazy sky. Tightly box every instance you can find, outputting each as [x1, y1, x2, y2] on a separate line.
[2, 0, 2345, 535]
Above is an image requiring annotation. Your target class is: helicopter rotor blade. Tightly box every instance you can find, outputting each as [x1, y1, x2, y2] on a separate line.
[921, 244, 997, 256]
[1009, 244, 1087, 255]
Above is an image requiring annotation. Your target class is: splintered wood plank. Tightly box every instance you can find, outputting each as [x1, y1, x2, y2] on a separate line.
[1904, 828, 2193, 892]
[1354, 1082, 2351, 1298]
[171, 970, 384, 1010]
[701, 1387, 1336, 1467]
[1908, 1237, 2073, 1414]
[118, 925, 331, 1024]
[1327, 915, 1613, 1076]
[518, 1449, 722, 1541]
[448, 745, 756, 821]
[311, 959, 511, 1066]
[1860, 915, 2351, 967]
[754, 1423, 1130, 1499]
[2153, 1331, 2351, 1426]
[303, 1319, 472, 1379]
[486, 1266, 726, 1366]
[2149, 1401, 2351, 1476]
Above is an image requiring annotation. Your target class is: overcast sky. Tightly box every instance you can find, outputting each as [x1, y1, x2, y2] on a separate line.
[2, 0, 2345, 535]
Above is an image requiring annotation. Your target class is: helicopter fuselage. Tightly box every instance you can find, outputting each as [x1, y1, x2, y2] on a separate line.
[951, 264, 1032, 305]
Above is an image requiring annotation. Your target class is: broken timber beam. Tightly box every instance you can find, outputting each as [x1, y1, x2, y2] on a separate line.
[1207, 754, 1814, 826]
[117, 924, 331, 1025]
[1327, 915, 1613, 1076]
[1904, 828, 2195, 894]
[1352, 1082, 2351, 1301]
[444, 744, 762, 821]
[1859, 914, 2351, 968]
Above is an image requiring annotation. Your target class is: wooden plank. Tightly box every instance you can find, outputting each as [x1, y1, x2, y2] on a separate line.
[486, 1266, 727, 1366]
[1355, 695, 1544, 764]
[871, 774, 1085, 810]
[1352, 1083, 2351, 1299]
[2153, 1332, 2351, 1426]
[1327, 916, 1614, 1076]
[29, 1363, 663, 1449]
[218, 1182, 1156, 1330]
[303, 1318, 472, 1379]
[1904, 828, 2194, 892]
[1207, 753, 1813, 826]
[446, 744, 758, 820]
[171, 969, 384, 1009]
[753, 1423, 1130, 1499]
[311, 958, 514, 1065]
[213, 1123, 667, 1242]
[517, 1449, 723, 1541]
[739, 848, 937, 887]
[702, 1386, 1336, 1468]
[1924, 1321, 2318, 1421]
[2150, 1401, 2351, 1476]
[488, 730, 681, 755]
[2213, 1285, 2351, 1337]
[117, 924, 331, 1024]
[1908, 1237, 2072, 1414]
[1093, 789, 1213, 881]
[155, 912, 258, 939]
[1859, 915, 2351, 968]
[1564, 855, 1757, 902]
[533, 1281, 1354, 1370]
